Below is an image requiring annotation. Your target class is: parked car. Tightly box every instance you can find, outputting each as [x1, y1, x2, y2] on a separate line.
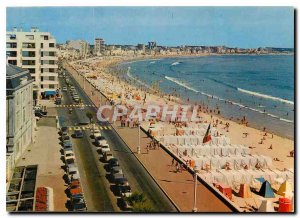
[74, 129, 84, 138]
[103, 151, 113, 162]
[119, 196, 133, 210]
[64, 150, 75, 161]
[60, 127, 68, 135]
[95, 136, 106, 147]
[72, 202, 87, 212]
[35, 111, 44, 118]
[108, 158, 119, 170]
[99, 144, 110, 154]
[61, 135, 70, 142]
[91, 131, 101, 139]
[117, 184, 132, 197]
[62, 87, 67, 91]
[111, 166, 123, 175]
[112, 173, 125, 183]
[63, 141, 73, 150]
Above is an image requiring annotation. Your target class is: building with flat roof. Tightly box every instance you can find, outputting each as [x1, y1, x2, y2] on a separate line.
[6, 27, 58, 99]
[67, 40, 89, 58]
[6, 63, 35, 184]
[94, 38, 105, 55]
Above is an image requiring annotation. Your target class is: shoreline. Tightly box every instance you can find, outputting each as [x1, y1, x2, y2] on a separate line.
[116, 55, 294, 140]
[69, 55, 294, 171]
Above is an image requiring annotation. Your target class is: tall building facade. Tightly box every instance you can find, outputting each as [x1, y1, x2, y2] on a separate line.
[6, 64, 35, 183]
[6, 27, 58, 99]
[94, 38, 105, 55]
[67, 40, 89, 58]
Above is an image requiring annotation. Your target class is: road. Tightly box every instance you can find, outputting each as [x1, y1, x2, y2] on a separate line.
[56, 69, 178, 212]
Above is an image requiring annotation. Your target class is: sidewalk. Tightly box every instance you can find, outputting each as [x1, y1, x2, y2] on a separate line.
[16, 117, 68, 211]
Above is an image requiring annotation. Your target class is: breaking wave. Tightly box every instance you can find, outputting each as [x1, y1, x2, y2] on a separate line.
[164, 76, 294, 123]
[171, 62, 180, 66]
[237, 88, 294, 105]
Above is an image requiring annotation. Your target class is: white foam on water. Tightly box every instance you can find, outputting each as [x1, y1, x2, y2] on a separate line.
[164, 76, 294, 124]
[171, 62, 180, 66]
[238, 88, 294, 105]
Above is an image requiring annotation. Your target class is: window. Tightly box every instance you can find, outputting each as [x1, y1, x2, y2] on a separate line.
[22, 43, 35, 48]
[49, 76, 55, 81]
[44, 35, 49, 40]
[41, 76, 44, 81]
[49, 85, 55, 89]
[41, 43, 43, 48]
[25, 35, 34, 40]
[41, 85, 44, 89]
[49, 43, 55, 48]
[28, 68, 35, 74]
[22, 60, 35, 65]
[6, 51, 17, 57]
[6, 43, 17, 48]
[31, 76, 35, 81]
[49, 68, 55, 73]
[8, 60, 17, 65]
[22, 51, 35, 57]
[49, 52, 55, 56]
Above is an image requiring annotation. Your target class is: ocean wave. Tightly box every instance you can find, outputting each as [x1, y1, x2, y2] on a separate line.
[171, 62, 180, 66]
[279, 118, 294, 123]
[150, 61, 156, 64]
[165, 76, 294, 124]
[237, 88, 294, 105]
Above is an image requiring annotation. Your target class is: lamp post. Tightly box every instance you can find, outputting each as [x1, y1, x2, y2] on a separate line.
[137, 123, 141, 154]
[192, 165, 199, 212]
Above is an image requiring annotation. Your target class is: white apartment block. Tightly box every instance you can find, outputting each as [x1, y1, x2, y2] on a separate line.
[6, 27, 58, 99]
[67, 40, 89, 58]
[94, 38, 105, 55]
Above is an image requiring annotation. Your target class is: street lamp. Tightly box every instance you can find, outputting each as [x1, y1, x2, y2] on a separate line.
[192, 164, 199, 212]
[137, 123, 141, 154]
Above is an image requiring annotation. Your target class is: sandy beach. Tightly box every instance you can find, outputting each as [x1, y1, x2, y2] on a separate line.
[68, 55, 294, 212]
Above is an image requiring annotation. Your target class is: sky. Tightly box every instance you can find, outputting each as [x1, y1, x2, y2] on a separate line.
[6, 7, 294, 48]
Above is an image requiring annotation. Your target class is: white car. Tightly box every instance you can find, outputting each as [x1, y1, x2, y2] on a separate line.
[64, 150, 75, 161]
[93, 132, 101, 139]
[62, 87, 67, 91]
[100, 144, 110, 154]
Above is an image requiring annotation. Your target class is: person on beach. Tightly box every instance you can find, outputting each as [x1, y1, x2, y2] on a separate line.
[171, 158, 175, 166]
[268, 144, 273, 149]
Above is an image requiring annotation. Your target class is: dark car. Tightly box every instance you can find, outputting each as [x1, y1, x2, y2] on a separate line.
[115, 177, 129, 186]
[117, 185, 132, 197]
[119, 196, 133, 210]
[61, 135, 70, 142]
[63, 141, 73, 150]
[60, 127, 68, 135]
[108, 158, 119, 170]
[74, 130, 84, 138]
[34, 111, 44, 118]
[72, 202, 87, 211]
[95, 136, 106, 147]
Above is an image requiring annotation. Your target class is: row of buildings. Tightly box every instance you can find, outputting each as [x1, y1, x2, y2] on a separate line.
[59, 38, 294, 60]
[6, 27, 58, 184]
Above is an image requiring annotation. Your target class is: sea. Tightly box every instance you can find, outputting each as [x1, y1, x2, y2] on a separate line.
[119, 55, 294, 139]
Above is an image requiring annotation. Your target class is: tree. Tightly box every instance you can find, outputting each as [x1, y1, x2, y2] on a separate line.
[126, 192, 154, 212]
[86, 111, 93, 123]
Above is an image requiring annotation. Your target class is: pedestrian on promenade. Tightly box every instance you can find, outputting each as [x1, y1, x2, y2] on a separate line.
[146, 145, 149, 154]
[171, 158, 175, 166]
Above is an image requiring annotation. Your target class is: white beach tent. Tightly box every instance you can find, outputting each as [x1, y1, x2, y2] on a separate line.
[257, 199, 275, 212]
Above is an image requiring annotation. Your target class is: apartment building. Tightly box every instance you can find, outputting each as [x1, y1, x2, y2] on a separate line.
[67, 40, 89, 58]
[94, 38, 105, 55]
[6, 27, 58, 99]
[6, 64, 35, 184]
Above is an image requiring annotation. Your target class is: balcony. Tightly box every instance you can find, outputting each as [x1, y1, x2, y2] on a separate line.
[22, 56, 36, 61]
[40, 47, 57, 52]
[41, 56, 58, 61]
[41, 80, 59, 85]
[40, 72, 58, 77]
[40, 64, 58, 69]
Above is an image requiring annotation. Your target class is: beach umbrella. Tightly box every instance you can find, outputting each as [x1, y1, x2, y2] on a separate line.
[258, 181, 275, 198]
[277, 180, 293, 197]
[256, 177, 266, 183]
